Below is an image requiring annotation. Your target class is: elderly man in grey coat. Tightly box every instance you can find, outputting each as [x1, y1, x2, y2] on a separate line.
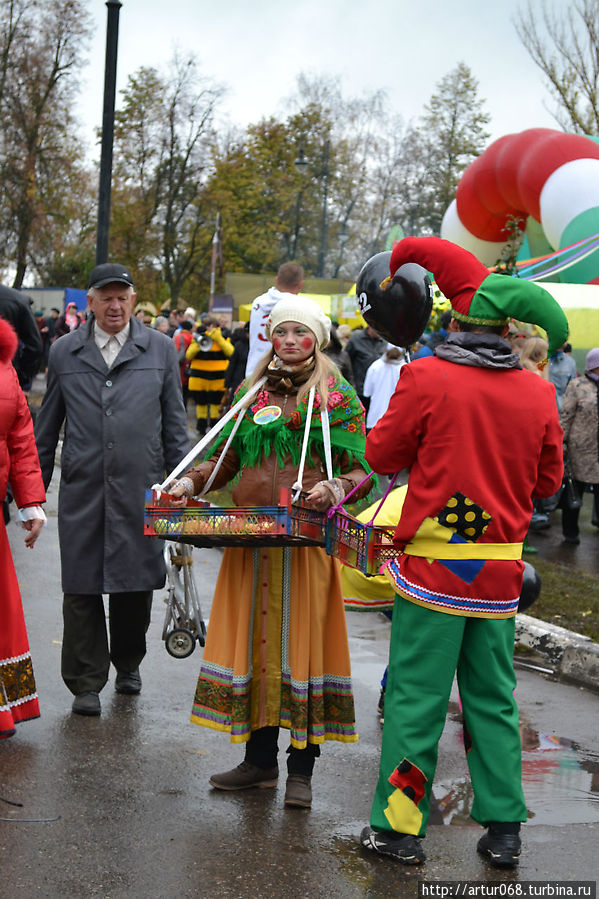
[35, 263, 190, 717]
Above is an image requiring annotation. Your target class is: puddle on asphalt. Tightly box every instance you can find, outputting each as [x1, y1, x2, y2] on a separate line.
[432, 702, 599, 826]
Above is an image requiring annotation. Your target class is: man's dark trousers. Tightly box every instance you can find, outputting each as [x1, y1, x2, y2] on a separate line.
[62, 591, 152, 694]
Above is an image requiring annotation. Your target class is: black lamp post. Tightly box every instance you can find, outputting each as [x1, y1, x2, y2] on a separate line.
[294, 139, 331, 278]
[96, 0, 122, 265]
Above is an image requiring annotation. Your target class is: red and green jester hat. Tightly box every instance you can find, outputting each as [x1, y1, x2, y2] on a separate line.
[388, 236, 569, 357]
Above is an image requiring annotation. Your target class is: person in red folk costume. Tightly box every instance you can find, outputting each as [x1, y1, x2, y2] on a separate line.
[359, 237, 567, 869]
[0, 318, 47, 738]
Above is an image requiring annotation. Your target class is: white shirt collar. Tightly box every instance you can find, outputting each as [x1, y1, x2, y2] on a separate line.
[94, 321, 130, 348]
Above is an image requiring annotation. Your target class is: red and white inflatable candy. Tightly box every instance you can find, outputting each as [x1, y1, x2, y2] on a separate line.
[441, 128, 599, 284]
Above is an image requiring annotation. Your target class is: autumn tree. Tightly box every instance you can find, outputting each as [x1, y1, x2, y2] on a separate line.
[204, 118, 302, 276]
[0, 0, 91, 287]
[285, 75, 390, 279]
[417, 62, 491, 234]
[32, 168, 97, 288]
[515, 0, 599, 134]
[204, 75, 391, 281]
[110, 56, 224, 303]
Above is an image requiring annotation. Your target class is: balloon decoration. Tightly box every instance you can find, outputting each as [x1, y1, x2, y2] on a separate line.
[441, 128, 599, 284]
[355, 251, 433, 347]
[517, 561, 541, 614]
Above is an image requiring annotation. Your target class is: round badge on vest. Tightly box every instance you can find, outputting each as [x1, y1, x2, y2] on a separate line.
[253, 405, 282, 425]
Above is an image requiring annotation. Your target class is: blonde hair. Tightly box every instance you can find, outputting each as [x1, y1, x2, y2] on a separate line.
[520, 336, 549, 377]
[250, 344, 336, 408]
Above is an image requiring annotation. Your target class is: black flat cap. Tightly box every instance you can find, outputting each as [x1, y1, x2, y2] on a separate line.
[88, 263, 134, 290]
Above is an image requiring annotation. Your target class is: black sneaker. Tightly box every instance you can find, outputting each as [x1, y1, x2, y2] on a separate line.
[360, 826, 425, 865]
[477, 830, 521, 868]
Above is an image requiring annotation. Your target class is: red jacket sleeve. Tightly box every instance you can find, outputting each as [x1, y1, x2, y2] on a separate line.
[7, 366, 46, 508]
[533, 410, 564, 499]
[365, 365, 421, 474]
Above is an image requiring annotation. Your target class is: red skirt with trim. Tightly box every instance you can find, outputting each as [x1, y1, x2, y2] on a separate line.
[0, 522, 40, 738]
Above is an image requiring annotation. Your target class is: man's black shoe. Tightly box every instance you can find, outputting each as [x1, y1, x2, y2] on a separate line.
[477, 830, 521, 868]
[115, 668, 142, 694]
[72, 691, 101, 716]
[360, 825, 425, 864]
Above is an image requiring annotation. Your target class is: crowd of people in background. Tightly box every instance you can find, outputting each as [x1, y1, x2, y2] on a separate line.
[22, 269, 599, 557]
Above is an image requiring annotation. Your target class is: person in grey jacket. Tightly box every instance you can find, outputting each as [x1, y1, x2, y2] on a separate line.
[35, 263, 189, 717]
[559, 347, 599, 544]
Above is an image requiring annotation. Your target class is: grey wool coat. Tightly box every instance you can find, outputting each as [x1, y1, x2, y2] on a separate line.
[35, 315, 190, 594]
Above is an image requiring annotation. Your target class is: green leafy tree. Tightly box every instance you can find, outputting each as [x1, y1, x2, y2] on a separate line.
[204, 118, 302, 276]
[419, 62, 491, 234]
[515, 0, 599, 135]
[204, 74, 390, 281]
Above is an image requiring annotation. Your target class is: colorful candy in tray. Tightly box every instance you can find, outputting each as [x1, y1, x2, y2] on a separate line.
[144, 486, 398, 575]
[143, 488, 327, 548]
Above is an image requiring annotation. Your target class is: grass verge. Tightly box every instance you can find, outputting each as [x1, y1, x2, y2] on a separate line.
[526, 558, 599, 643]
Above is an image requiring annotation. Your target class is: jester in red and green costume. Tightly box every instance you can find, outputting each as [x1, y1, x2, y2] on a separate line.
[360, 237, 567, 868]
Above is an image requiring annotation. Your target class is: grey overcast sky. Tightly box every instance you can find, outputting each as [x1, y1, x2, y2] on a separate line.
[79, 0, 561, 154]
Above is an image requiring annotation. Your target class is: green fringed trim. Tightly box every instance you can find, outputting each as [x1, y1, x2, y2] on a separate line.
[210, 418, 370, 474]
[206, 375, 374, 487]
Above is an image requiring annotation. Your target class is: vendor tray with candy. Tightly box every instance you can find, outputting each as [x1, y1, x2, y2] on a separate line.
[144, 487, 327, 548]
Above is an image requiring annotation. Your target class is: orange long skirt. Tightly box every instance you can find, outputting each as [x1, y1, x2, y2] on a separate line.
[191, 544, 358, 749]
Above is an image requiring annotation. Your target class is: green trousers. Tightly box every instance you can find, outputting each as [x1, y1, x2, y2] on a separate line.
[370, 597, 527, 837]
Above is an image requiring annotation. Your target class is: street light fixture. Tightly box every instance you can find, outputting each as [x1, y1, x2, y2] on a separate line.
[293, 139, 331, 278]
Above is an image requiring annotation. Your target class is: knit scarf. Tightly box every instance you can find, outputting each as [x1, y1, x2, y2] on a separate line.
[264, 354, 315, 392]
[435, 332, 522, 370]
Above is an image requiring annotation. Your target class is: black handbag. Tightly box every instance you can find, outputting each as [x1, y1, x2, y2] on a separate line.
[562, 466, 582, 510]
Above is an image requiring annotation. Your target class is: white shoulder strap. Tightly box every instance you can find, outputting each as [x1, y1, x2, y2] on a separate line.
[155, 376, 267, 494]
[320, 406, 333, 480]
[291, 386, 315, 502]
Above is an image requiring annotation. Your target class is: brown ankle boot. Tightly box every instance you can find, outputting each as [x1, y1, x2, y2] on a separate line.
[284, 773, 312, 808]
[209, 760, 278, 791]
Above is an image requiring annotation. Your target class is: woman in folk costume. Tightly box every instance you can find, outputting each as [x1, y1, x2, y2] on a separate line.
[0, 318, 47, 738]
[170, 297, 372, 808]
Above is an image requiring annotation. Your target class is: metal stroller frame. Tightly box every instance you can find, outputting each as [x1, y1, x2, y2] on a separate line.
[161, 541, 206, 658]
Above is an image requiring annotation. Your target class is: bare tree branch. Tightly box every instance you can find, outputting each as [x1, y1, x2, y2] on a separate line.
[515, 0, 599, 134]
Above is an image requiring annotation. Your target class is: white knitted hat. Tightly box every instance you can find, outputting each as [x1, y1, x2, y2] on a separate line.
[267, 296, 331, 349]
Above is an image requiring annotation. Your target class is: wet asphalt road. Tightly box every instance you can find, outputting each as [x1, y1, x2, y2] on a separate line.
[2, 462, 599, 897]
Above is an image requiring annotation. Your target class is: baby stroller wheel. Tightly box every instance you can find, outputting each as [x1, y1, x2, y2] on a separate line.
[166, 628, 196, 659]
